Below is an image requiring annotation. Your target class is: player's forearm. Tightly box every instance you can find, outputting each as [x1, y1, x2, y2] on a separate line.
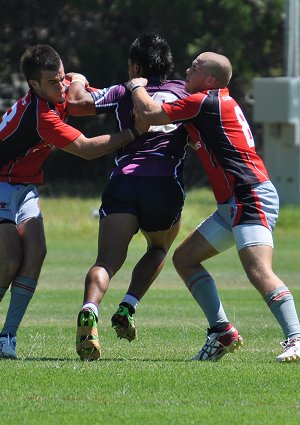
[126, 79, 170, 126]
[132, 87, 170, 127]
[133, 86, 161, 114]
[63, 129, 134, 160]
[87, 129, 135, 159]
[66, 73, 96, 116]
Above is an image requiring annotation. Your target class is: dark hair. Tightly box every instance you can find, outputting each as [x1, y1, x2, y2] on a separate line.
[20, 44, 61, 83]
[128, 32, 174, 82]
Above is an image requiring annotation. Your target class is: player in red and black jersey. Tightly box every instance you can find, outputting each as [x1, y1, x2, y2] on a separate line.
[126, 52, 300, 362]
[0, 44, 135, 359]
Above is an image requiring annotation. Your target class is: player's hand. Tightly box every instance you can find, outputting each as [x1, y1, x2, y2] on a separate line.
[125, 78, 148, 92]
[65, 73, 89, 87]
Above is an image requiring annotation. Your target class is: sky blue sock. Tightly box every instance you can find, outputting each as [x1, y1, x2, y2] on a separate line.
[1, 276, 37, 336]
[265, 286, 300, 339]
[186, 271, 229, 329]
[122, 293, 140, 311]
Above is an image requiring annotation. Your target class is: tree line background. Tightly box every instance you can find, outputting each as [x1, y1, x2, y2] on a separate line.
[0, 0, 285, 196]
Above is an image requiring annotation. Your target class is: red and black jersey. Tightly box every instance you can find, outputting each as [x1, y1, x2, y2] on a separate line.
[0, 89, 81, 184]
[162, 88, 270, 203]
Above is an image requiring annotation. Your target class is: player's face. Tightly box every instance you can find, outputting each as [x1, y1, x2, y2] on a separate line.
[30, 61, 66, 104]
[185, 56, 213, 94]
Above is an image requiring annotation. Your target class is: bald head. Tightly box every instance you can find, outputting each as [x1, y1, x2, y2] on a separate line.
[185, 51, 233, 94]
[198, 52, 232, 88]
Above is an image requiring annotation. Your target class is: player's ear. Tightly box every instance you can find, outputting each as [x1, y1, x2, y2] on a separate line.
[29, 79, 39, 91]
[207, 74, 217, 87]
[134, 63, 144, 77]
[128, 60, 141, 79]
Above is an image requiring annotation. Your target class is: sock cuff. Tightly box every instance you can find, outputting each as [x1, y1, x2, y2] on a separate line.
[82, 302, 99, 318]
[186, 271, 212, 292]
[11, 275, 38, 297]
[122, 293, 140, 310]
[265, 286, 292, 306]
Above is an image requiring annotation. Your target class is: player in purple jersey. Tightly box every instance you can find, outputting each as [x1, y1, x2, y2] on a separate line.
[68, 33, 189, 360]
[90, 81, 188, 178]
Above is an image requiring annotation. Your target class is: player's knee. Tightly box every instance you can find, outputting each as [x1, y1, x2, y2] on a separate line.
[244, 265, 274, 289]
[0, 257, 22, 285]
[36, 242, 47, 266]
[40, 242, 47, 261]
[20, 242, 47, 277]
[93, 261, 117, 279]
[147, 245, 168, 257]
[172, 246, 186, 272]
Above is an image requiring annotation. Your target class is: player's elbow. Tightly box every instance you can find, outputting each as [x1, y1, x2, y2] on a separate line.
[63, 136, 99, 160]
[66, 98, 80, 113]
[66, 100, 96, 117]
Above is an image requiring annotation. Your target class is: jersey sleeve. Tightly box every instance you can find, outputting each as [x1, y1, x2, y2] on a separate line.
[161, 93, 204, 123]
[89, 84, 126, 114]
[38, 109, 82, 148]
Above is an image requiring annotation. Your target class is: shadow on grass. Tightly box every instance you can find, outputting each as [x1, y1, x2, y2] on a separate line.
[18, 356, 191, 362]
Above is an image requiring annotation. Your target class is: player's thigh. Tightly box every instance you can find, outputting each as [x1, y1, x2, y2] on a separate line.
[17, 217, 47, 278]
[0, 222, 22, 285]
[238, 244, 278, 295]
[96, 213, 139, 271]
[141, 219, 181, 252]
[138, 177, 185, 232]
[239, 244, 273, 276]
[173, 228, 219, 268]
[99, 175, 137, 217]
[196, 210, 234, 253]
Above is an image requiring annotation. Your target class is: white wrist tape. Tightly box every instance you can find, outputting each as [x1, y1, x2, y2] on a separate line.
[126, 79, 144, 92]
[70, 79, 86, 86]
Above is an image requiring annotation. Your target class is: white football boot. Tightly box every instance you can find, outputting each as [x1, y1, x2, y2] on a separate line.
[277, 337, 300, 362]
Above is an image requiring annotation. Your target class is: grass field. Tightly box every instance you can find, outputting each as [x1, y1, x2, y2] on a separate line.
[1, 189, 300, 425]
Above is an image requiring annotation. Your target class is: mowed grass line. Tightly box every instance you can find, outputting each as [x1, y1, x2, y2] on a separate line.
[1, 190, 300, 425]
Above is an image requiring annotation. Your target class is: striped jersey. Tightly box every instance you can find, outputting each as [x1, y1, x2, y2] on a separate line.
[0, 89, 81, 184]
[162, 88, 270, 203]
[90, 79, 189, 178]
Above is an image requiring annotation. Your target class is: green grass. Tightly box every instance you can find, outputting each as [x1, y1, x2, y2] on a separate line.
[1, 189, 300, 425]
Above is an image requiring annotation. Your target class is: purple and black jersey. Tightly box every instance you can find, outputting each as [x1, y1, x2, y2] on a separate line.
[90, 79, 189, 178]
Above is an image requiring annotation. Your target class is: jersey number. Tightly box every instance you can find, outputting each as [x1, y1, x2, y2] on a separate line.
[234, 105, 254, 147]
[149, 91, 178, 133]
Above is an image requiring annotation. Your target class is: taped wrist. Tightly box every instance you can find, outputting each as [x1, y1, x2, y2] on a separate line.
[126, 79, 144, 92]
[70, 74, 87, 86]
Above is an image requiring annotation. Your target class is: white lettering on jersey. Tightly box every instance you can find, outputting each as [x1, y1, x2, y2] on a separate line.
[0, 103, 18, 131]
[234, 105, 254, 147]
[149, 91, 178, 133]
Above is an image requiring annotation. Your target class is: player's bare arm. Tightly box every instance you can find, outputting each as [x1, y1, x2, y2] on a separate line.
[66, 73, 96, 116]
[62, 129, 135, 160]
[126, 78, 171, 127]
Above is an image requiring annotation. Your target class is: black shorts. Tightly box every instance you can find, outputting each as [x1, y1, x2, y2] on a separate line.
[100, 175, 185, 232]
